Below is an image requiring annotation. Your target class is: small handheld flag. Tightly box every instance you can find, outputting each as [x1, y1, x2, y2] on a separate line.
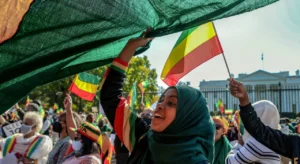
[127, 82, 137, 110]
[234, 110, 244, 135]
[26, 96, 31, 106]
[69, 72, 101, 101]
[138, 81, 149, 103]
[53, 103, 58, 110]
[138, 81, 149, 94]
[215, 99, 225, 114]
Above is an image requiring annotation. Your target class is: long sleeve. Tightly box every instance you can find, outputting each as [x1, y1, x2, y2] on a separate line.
[240, 103, 297, 158]
[41, 120, 51, 134]
[100, 58, 148, 152]
[226, 137, 280, 164]
[56, 142, 72, 164]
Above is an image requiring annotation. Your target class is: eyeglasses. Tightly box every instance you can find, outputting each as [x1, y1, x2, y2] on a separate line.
[215, 124, 222, 130]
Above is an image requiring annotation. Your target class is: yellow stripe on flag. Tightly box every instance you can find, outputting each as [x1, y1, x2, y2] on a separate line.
[74, 75, 98, 94]
[161, 22, 216, 79]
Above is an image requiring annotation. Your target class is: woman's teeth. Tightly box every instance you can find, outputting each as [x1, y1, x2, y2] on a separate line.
[154, 113, 163, 118]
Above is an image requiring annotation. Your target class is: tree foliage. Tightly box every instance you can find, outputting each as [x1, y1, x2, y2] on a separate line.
[21, 56, 158, 112]
[123, 56, 158, 110]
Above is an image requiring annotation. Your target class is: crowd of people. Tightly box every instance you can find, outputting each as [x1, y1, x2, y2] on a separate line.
[1, 32, 300, 164]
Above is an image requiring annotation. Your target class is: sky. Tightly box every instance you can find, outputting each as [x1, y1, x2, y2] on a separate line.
[142, 0, 300, 88]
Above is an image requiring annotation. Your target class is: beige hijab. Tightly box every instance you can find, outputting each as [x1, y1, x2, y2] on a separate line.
[242, 100, 280, 142]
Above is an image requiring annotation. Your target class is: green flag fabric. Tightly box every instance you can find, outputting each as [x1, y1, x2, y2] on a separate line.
[0, 0, 278, 112]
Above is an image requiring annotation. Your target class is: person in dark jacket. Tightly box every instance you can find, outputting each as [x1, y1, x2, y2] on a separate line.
[229, 78, 300, 163]
[100, 29, 215, 164]
[114, 136, 129, 164]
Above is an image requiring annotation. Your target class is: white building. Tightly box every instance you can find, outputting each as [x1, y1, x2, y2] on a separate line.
[199, 70, 300, 114]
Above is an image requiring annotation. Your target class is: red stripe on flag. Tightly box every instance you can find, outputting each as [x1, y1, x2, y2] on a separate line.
[69, 82, 95, 101]
[114, 98, 126, 143]
[114, 58, 129, 67]
[163, 35, 223, 86]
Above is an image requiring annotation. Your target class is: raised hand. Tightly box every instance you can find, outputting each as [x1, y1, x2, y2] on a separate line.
[119, 28, 154, 63]
[127, 28, 153, 49]
[64, 93, 72, 110]
[229, 78, 250, 106]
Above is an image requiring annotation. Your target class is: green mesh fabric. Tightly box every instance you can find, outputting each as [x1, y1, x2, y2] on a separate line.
[0, 0, 278, 112]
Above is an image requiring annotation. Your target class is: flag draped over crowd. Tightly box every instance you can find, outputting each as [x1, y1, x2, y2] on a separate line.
[0, 0, 278, 112]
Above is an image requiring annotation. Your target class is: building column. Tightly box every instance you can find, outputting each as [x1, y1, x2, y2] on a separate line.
[252, 85, 255, 102]
[281, 85, 286, 113]
[266, 85, 271, 101]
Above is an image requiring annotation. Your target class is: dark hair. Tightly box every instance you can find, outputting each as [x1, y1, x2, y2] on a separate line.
[87, 113, 94, 117]
[79, 135, 100, 157]
[26, 103, 39, 112]
[98, 119, 104, 128]
[59, 112, 82, 127]
[32, 99, 42, 107]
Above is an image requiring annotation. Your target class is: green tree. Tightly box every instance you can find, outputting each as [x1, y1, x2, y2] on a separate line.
[21, 56, 158, 112]
[123, 56, 158, 110]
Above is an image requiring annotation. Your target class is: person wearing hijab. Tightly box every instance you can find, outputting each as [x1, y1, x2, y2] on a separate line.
[228, 79, 297, 163]
[226, 101, 281, 164]
[213, 117, 231, 164]
[100, 30, 215, 164]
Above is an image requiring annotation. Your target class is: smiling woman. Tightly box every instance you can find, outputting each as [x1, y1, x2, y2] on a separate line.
[151, 88, 177, 132]
[100, 31, 215, 164]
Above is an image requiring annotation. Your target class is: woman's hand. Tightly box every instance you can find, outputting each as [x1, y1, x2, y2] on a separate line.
[64, 93, 72, 111]
[127, 28, 153, 49]
[22, 157, 35, 164]
[229, 78, 250, 106]
[238, 132, 244, 146]
[118, 28, 153, 63]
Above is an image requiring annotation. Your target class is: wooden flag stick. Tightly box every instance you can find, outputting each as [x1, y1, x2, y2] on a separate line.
[141, 93, 144, 104]
[212, 22, 231, 78]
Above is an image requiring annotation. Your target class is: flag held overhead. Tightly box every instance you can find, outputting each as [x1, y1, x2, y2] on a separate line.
[161, 22, 223, 86]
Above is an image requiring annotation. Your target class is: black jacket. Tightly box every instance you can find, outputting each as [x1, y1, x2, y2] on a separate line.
[240, 103, 299, 163]
[101, 67, 151, 164]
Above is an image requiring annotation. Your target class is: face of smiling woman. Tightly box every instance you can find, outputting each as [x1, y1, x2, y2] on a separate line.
[151, 88, 177, 132]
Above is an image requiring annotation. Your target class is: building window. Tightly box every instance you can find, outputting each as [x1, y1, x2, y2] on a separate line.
[245, 85, 252, 92]
[255, 85, 267, 100]
[204, 92, 208, 98]
[293, 104, 296, 113]
[270, 84, 280, 107]
[214, 92, 217, 98]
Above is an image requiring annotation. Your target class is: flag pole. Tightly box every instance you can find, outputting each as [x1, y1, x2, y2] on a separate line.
[212, 22, 231, 78]
[261, 53, 264, 70]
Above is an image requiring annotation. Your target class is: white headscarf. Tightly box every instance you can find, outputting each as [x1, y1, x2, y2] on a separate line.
[242, 100, 280, 143]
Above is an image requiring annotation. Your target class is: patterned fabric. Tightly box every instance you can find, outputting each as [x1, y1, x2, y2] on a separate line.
[226, 137, 281, 164]
[2, 134, 17, 157]
[73, 122, 101, 143]
[62, 153, 101, 164]
[47, 136, 71, 164]
[99, 58, 137, 152]
[0, 133, 53, 164]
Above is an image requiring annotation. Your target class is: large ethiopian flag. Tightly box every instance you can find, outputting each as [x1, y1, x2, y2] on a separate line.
[161, 22, 223, 86]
